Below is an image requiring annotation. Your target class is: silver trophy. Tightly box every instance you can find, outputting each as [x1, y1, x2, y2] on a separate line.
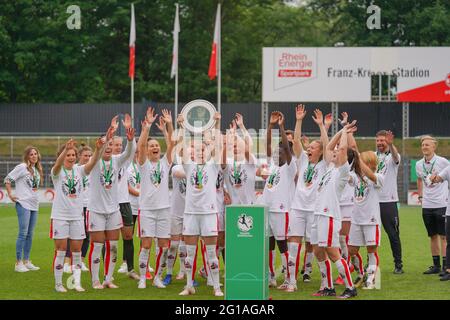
[180, 99, 216, 133]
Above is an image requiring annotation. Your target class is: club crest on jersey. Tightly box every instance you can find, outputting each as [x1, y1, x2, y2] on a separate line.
[237, 214, 253, 233]
[150, 166, 163, 187]
[118, 168, 124, 181]
[216, 171, 224, 191]
[26, 175, 39, 192]
[190, 168, 208, 190]
[178, 178, 187, 195]
[62, 176, 80, 198]
[82, 176, 89, 190]
[100, 171, 114, 190]
[229, 165, 248, 188]
[354, 179, 369, 202]
[266, 168, 280, 189]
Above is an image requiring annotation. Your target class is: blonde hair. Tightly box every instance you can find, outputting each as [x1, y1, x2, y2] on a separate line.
[360, 151, 378, 173]
[23, 146, 43, 185]
[420, 135, 437, 146]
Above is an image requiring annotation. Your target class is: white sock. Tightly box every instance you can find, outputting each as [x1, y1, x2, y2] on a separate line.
[104, 240, 118, 283]
[206, 245, 220, 290]
[339, 235, 348, 262]
[54, 250, 65, 286]
[139, 248, 150, 280]
[178, 241, 187, 274]
[89, 242, 103, 284]
[185, 245, 197, 288]
[166, 241, 179, 275]
[305, 252, 314, 275]
[318, 260, 327, 290]
[335, 258, 354, 289]
[155, 246, 169, 278]
[72, 251, 82, 286]
[281, 251, 289, 282]
[367, 252, 378, 275]
[287, 242, 299, 284]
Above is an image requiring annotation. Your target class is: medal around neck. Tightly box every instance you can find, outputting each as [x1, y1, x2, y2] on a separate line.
[181, 99, 216, 134]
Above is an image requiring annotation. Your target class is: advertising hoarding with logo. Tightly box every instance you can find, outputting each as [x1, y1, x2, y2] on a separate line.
[262, 47, 450, 102]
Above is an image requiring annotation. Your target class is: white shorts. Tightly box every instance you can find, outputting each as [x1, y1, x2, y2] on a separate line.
[348, 224, 381, 247]
[218, 211, 225, 232]
[50, 219, 86, 240]
[288, 209, 314, 241]
[183, 213, 218, 237]
[340, 205, 353, 222]
[138, 208, 171, 239]
[269, 212, 289, 241]
[310, 214, 341, 248]
[131, 203, 139, 216]
[170, 215, 184, 236]
[86, 210, 123, 232]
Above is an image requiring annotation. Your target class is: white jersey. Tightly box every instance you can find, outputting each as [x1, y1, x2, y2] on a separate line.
[117, 159, 132, 204]
[127, 162, 141, 210]
[139, 155, 171, 211]
[349, 172, 384, 225]
[77, 164, 90, 208]
[215, 169, 225, 214]
[314, 162, 351, 220]
[50, 165, 87, 220]
[437, 166, 450, 216]
[340, 180, 354, 206]
[87, 139, 136, 214]
[171, 165, 186, 218]
[4, 163, 40, 211]
[262, 158, 297, 213]
[291, 152, 326, 212]
[183, 161, 219, 214]
[416, 155, 449, 209]
[376, 151, 400, 202]
[224, 156, 257, 205]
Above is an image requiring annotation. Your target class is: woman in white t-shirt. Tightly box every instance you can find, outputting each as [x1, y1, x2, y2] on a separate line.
[177, 112, 225, 297]
[287, 106, 330, 290]
[5, 146, 44, 273]
[136, 107, 174, 289]
[348, 151, 384, 290]
[50, 138, 105, 292]
[311, 122, 358, 299]
[86, 114, 136, 289]
[263, 111, 297, 291]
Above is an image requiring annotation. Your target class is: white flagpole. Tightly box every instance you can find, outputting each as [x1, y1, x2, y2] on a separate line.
[174, 3, 180, 120]
[217, 3, 221, 114]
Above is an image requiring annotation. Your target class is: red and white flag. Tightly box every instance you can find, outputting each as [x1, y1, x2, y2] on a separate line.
[129, 3, 136, 79]
[208, 4, 220, 80]
[171, 4, 180, 79]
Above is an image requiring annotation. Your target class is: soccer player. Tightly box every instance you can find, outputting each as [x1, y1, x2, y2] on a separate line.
[288, 106, 329, 290]
[348, 151, 384, 289]
[375, 130, 404, 274]
[112, 135, 139, 280]
[50, 137, 105, 292]
[136, 107, 174, 289]
[5, 146, 43, 273]
[311, 121, 358, 299]
[416, 136, 449, 274]
[177, 112, 224, 297]
[431, 164, 450, 281]
[263, 111, 297, 291]
[87, 114, 136, 289]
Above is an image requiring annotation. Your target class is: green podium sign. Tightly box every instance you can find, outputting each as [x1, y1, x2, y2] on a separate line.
[225, 205, 269, 300]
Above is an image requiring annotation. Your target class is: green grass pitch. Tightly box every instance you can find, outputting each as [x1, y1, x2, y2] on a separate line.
[1, 205, 449, 300]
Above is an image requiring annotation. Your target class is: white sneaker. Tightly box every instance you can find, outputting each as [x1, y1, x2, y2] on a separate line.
[214, 288, 224, 297]
[176, 272, 185, 280]
[179, 286, 195, 296]
[15, 262, 29, 273]
[138, 279, 147, 289]
[363, 275, 376, 290]
[92, 281, 104, 290]
[63, 263, 72, 274]
[207, 279, 223, 287]
[285, 284, 297, 292]
[81, 262, 89, 272]
[269, 278, 277, 288]
[102, 281, 119, 289]
[55, 284, 67, 293]
[74, 285, 85, 292]
[128, 270, 140, 280]
[24, 261, 40, 271]
[118, 262, 128, 274]
[153, 276, 166, 289]
[277, 280, 289, 290]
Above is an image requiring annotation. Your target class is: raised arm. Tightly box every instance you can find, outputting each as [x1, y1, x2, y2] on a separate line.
[160, 109, 175, 165]
[293, 104, 306, 158]
[267, 112, 280, 159]
[278, 112, 292, 165]
[313, 109, 331, 161]
[336, 124, 350, 167]
[117, 114, 136, 168]
[52, 139, 76, 176]
[386, 130, 400, 164]
[84, 136, 108, 175]
[138, 107, 157, 166]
